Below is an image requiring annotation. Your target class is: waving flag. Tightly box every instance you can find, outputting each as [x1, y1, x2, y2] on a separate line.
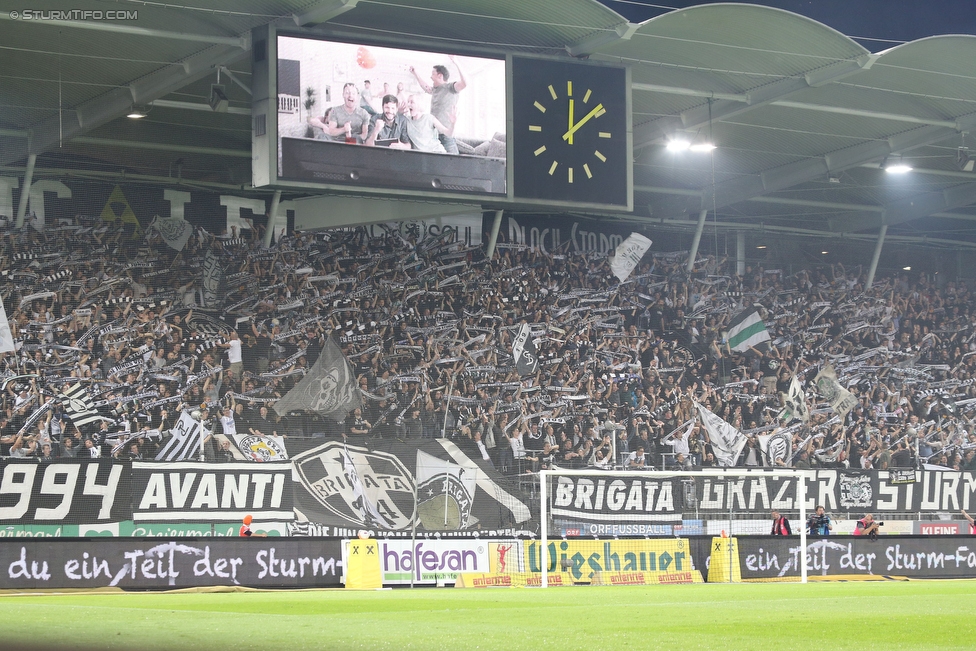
[148, 214, 194, 251]
[778, 375, 809, 423]
[727, 308, 770, 352]
[695, 402, 746, 467]
[155, 411, 209, 461]
[59, 382, 113, 429]
[0, 296, 14, 353]
[512, 323, 539, 376]
[274, 337, 362, 421]
[609, 232, 652, 282]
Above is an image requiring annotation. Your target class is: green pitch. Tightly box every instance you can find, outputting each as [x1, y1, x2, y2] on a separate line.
[0, 581, 974, 650]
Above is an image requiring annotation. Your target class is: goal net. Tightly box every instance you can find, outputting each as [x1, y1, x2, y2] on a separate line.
[504, 469, 809, 587]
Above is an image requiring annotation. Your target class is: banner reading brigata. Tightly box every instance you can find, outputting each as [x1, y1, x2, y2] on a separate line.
[551, 475, 683, 524]
[0, 538, 342, 589]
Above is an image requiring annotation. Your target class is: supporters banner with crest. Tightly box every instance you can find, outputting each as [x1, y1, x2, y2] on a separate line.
[287, 438, 531, 534]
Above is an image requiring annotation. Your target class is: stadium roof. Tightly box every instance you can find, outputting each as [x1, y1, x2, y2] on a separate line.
[3, 1, 976, 253]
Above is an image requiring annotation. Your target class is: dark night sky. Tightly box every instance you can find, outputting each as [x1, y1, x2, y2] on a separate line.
[596, 1, 976, 51]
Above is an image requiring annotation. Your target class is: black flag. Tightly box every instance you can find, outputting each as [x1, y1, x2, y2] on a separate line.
[513, 323, 539, 376]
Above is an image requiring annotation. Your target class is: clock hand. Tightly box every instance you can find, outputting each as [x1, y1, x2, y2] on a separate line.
[568, 98, 575, 145]
[562, 103, 605, 142]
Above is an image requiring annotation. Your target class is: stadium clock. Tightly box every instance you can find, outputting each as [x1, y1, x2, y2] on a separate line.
[512, 56, 630, 207]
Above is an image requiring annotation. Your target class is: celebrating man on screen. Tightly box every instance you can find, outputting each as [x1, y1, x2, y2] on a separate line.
[404, 95, 455, 153]
[409, 54, 467, 154]
[366, 94, 411, 149]
[308, 82, 370, 144]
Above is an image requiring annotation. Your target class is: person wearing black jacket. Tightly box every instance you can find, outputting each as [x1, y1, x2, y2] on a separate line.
[770, 510, 792, 535]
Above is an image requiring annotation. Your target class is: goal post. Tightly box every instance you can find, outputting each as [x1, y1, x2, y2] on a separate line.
[538, 468, 809, 587]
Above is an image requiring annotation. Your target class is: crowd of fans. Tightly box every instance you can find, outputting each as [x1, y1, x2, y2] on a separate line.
[2, 214, 976, 476]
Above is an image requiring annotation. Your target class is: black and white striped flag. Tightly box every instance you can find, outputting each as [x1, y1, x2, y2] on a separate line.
[59, 382, 113, 429]
[155, 411, 209, 461]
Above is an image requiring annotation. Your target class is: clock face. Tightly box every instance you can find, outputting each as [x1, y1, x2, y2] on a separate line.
[512, 57, 630, 208]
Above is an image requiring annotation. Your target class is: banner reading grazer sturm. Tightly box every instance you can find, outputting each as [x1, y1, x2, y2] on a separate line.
[548, 469, 976, 531]
[0, 459, 131, 524]
[289, 438, 531, 533]
[0, 538, 343, 589]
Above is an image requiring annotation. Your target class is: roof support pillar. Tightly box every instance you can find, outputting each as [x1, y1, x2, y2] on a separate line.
[14, 154, 36, 229]
[686, 209, 708, 273]
[263, 190, 281, 249]
[736, 231, 746, 277]
[485, 210, 503, 259]
[866, 224, 887, 289]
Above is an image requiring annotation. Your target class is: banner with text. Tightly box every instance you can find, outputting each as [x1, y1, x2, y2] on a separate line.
[0, 538, 342, 589]
[733, 535, 976, 580]
[129, 462, 293, 523]
[0, 459, 130, 525]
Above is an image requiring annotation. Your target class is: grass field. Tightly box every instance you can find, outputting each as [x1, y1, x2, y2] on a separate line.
[0, 581, 974, 651]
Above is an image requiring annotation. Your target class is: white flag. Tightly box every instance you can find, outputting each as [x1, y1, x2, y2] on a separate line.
[155, 411, 208, 461]
[695, 402, 746, 467]
[149, 214, 194, 251]
[814, 365, 858, 419]
[778, 375, 809, 423]
[609, 233, 652, 282]
[0, 296, 15, 353]
[757, 429, 793, 467]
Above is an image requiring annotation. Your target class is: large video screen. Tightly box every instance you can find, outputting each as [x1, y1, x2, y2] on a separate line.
[276, 35, 507, 195]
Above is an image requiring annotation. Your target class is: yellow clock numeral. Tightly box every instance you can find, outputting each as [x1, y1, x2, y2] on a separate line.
[534, 145, 547, 156]
[534, 101, 546, 113]
[567, 81, 573, 97]
[583, 164, 593, 179]
[599, 132, 612, 139]
[568, 168, 574, 183]
[529, 125, 542, 132]
[594, 106, 606, 118]
[548, 85, 557, 100]
[548, 161, 559, 175]
[594, 150, 606, 162]
[583, 89, 592, 104]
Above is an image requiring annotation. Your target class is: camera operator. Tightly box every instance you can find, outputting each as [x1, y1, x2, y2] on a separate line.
[854, 513, 882, 538]
[807, 505, 833, 536]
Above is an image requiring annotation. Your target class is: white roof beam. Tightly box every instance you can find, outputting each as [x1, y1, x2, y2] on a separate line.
[6, 45, 248, 164]
[0, 11, 246, 48]
[706, 113, 976, 213]
[840, 182, 976, 232]
[294, 0, 359, 27]
[567, 22, 640, 57]
[633, 54, 876, 150]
